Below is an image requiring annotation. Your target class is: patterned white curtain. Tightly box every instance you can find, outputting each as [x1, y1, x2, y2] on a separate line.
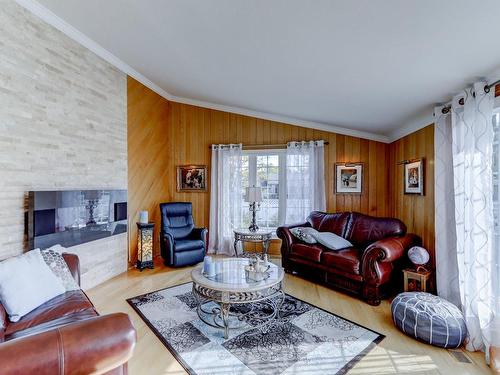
[208, 144, 243, 255]
[284, 140, 326, 224]
[435, 81, 499, 361]
[434, 107, 461, 307]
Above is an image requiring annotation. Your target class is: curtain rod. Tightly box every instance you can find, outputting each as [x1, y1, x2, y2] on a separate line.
[208, 141, 329, 150]
[440, 79, 500, 114]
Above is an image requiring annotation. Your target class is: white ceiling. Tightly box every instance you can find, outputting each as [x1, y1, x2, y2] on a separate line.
[23, 0, 500, 141]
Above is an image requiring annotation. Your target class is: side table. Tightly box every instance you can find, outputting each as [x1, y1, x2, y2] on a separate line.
[403, 268, 432, 292]
[233, 229, 273, 258]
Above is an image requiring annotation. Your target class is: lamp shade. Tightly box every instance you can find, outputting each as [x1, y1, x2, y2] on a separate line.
[245, 186, 262, 203]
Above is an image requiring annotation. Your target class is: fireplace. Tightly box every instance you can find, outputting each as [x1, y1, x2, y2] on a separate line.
[27, 189, 127, 249]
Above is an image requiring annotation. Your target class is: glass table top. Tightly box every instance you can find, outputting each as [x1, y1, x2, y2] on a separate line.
[191, 257, 283, 291]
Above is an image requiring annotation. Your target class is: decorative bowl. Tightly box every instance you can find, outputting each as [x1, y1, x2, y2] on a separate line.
[408, 246, 430, 266]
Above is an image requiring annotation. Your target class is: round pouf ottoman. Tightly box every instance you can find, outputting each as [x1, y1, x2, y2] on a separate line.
[391, 292, 467, 348]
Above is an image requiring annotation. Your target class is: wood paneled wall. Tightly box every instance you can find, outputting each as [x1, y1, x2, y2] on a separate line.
[128, 77, 170, 261]
[388, 124, 435, 267]
[127, 77, 390, 263]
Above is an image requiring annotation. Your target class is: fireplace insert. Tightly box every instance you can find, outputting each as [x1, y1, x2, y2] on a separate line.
[27, 190, 127, 249]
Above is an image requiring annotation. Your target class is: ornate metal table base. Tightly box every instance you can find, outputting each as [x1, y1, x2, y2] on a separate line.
[233, 230, 273, 259]
[192, 282, 284, 339]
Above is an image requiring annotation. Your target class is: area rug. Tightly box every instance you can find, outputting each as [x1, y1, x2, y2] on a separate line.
[127, 282, 384, 375]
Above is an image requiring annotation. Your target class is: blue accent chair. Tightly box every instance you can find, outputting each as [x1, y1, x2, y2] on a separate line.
[159, 202, 207, 267]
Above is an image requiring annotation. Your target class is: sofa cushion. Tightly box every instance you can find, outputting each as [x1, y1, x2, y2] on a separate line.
[290, 227, 318, 244]
[5, 290, 96, 339]
[322, 248, 361, 274]
[307, 211, 350, 237]
[315, 232, 353, 250]
[0, 249, 66, 322]
[175, 239, 205, 252]
[345, 212, 406, 250]
[41, 248, 80, 291]
[290, 243, 324, 263]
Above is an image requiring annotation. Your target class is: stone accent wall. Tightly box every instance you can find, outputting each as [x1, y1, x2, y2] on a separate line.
[0, 2, 127, 289]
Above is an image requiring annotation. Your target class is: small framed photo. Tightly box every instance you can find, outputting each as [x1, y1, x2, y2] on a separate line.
[176, 165, 207, 192]
[404, 159, 424, 195]
[335, 163, 363, 194]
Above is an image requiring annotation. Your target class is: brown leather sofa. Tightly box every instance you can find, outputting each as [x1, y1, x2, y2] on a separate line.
[0, 253, 136, 375]
[277, 211, 421, 305]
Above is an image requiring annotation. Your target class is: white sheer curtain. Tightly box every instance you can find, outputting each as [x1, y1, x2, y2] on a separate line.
[284, 140, 326, 224]
[434, 106, 461, 307]
[208, 144, 243, 255]
[435, 81, 499, 361]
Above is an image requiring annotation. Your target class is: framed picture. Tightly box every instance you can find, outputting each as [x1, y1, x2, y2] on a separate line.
[404, 159, 424, 195]
[176, 165, 207, 192]
[335, 163, 363, 194]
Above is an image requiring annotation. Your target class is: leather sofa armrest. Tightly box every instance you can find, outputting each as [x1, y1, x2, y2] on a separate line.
[361, 234, 422, 282]
[191, 227, 208, 246]
[364, 234, 421, 263]
[276, 222, 310, 260]
[62, 253, 80, 286]
[0, 313, 136, 375]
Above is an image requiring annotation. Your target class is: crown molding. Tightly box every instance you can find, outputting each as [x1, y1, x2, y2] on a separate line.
[387, 108, 434, 143]
[16, 0, 391, 143]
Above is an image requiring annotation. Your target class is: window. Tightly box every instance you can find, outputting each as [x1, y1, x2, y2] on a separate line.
[240, 150, 286, 230]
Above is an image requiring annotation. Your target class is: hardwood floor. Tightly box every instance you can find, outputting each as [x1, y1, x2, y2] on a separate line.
[87, 258, 489, 375]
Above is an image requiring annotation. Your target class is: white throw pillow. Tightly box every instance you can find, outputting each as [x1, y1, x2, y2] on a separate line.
[0, 249, 66, 322]
[314, 232, 353, 250]
[290, 227, 319, 244]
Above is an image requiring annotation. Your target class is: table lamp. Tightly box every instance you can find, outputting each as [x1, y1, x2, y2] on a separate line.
[245, 186, 262, 232]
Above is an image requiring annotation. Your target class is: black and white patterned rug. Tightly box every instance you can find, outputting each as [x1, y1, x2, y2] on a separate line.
[127, 283, 384, 375]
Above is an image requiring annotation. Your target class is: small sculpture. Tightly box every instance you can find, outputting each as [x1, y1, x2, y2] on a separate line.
[245, 255, 270, 281]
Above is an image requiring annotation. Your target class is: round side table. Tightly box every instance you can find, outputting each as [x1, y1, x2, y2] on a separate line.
[233, 229, 273, 258]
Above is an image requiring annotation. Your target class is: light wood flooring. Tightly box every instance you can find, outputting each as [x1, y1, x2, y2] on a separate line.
[87, 258, 490, 375]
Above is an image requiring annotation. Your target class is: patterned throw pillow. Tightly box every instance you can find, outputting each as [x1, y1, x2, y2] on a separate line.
[290, 227, 318, 244]
[40, 248, 80, 291]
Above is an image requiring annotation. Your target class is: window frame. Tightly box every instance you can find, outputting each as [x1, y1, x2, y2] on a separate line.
[241, 149, 287, 230]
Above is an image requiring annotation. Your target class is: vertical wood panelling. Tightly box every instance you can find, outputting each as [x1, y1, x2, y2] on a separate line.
[128, 78, 391, 263]
[388, 124, 435, 267]
[127, 77, 170, 261]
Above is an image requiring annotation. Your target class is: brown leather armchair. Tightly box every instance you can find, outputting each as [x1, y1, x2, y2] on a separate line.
[0, 253, 136, 375]
[277, 211, 421, 305]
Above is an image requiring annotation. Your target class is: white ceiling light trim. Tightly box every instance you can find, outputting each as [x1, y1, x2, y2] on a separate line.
[15, 0, 390, 143]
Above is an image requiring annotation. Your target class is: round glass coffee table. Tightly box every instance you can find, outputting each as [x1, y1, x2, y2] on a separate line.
[191, 258, 284, 339]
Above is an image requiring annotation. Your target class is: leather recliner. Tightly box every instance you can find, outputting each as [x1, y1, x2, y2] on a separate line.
[0, 253, 136, 375]
[277, 211, 422, 305]
[159, 202, 207, 267]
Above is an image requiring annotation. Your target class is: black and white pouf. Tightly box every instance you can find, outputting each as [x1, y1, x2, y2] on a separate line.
[391, 292, 467, 348]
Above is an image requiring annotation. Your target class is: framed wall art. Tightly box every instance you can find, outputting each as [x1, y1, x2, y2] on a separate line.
[335, 163, 363, 194]
[404, 159, 424, 195]
[176, 165, 208, 192]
